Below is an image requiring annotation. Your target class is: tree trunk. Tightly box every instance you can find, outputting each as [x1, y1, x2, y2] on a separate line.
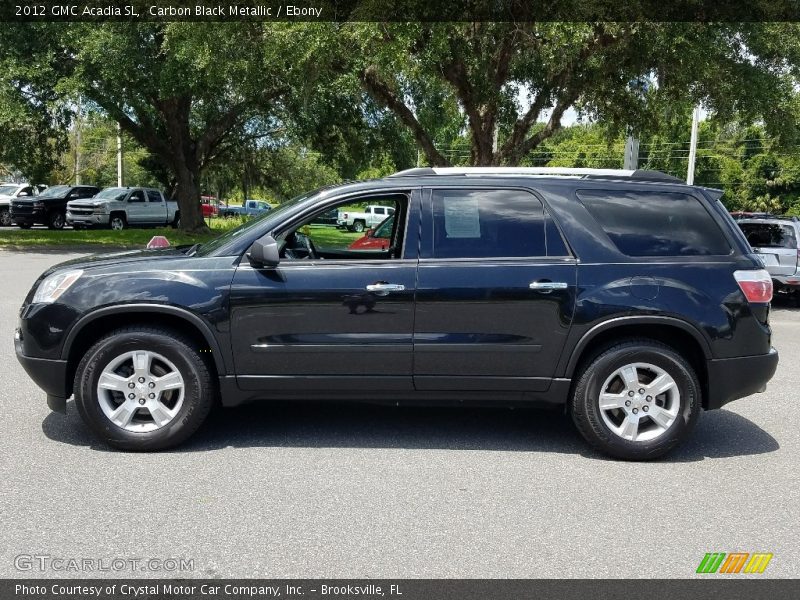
[172, 158, 206, 233]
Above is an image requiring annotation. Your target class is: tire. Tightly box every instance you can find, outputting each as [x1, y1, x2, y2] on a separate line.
[48, 211, 66, 230]
[0, 208, 10, 226]
[74, 327, 215, 451]
[109, 214, 126, 231]
[352, 220, 365, 233]
[17, 222, 32, 229]
[171, 213, 181, 229]
[570, 339, 700, 461]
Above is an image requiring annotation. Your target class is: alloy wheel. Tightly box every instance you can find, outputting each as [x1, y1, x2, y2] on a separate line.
[597, 362, 681, 442]
[96, 350, 185, 432]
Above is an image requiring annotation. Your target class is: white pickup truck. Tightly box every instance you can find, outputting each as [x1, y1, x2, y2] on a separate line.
[337, 204, 396, 232]
[66, 187, 179, 230]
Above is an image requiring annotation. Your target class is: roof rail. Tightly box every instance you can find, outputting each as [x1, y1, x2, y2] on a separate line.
[388, 166, 682, 182]
[731, 212, 799, 222]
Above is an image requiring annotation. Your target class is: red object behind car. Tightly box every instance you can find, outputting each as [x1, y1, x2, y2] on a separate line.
[201, 195, 218, 217]
[348, 214, 394, 250]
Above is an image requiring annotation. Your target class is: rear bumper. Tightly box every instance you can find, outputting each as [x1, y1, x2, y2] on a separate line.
[773, 275, 800, 287]
[705, 347, 778, 410]
[15, 330, 69, 412]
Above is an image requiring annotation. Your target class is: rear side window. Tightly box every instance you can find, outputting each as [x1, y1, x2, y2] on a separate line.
[430, 189, 547, 258]
[577, 190, 731, 256]
[739, 223, 798, 249]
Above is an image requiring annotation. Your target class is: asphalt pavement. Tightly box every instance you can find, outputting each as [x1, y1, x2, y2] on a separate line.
[0, 249, 797, 579]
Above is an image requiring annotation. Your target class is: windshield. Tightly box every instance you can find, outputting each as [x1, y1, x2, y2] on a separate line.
[195, 187, 327, 257]
[373, 214, 394, 238]
[95, 188, 128, 201]
[0, 185, 19, 196]
[740, 222, 798, 249]
[38, 185, 71, 198]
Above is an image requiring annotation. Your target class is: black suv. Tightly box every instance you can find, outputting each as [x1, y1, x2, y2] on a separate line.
[15, 168, 778, 459]
[12, 185, 100, 229]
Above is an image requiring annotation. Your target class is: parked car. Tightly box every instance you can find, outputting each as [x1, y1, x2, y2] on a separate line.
[11, 185, 100, 230]
[735, 214, 800, 296]
[348, 214, 395, 250]
[218, 199, 271, 218]
[16, 167, 778, 459]
[337, 204, 395, 232]
[311, 208, 339, 226]
[0, 183, 38, 226]
[66, 187, 179, 230]
[201, 195, 218, 218]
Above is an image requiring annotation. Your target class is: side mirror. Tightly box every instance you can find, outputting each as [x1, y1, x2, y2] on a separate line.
[247, 233, 280, 268]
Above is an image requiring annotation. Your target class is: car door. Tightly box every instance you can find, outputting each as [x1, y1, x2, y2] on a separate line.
[413, 186, 577, 393]
[126, 189, 147, 224]
[229, 188, 421, 394]
[145, 190, 166, 223]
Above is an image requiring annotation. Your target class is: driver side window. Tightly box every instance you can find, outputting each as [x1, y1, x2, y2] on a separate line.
[280, 194, 408, 261]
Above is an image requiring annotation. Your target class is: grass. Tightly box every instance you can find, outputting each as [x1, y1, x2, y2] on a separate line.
[0, 218, 363, 251]
[0, 218, 242, 250]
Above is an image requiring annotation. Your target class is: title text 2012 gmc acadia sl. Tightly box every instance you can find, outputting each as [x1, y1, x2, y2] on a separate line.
[15, 168, 779, 459]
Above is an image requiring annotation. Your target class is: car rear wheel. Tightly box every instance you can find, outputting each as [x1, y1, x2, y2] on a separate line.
[74, 327, 215, 451]
[352, 220, 365, 233]
[570, 340, 700, 461]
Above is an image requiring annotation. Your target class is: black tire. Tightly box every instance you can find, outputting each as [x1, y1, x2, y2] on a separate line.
[48, 210, 66, 230]
[0, 208, 10, 227]
[74, 327, 215, 451]
[352, 220, 365, 233]
[570, 339, 700, 461]
[109, 213, 126, 231]
[17, 222, 33, 229]
[171, 212, 181, 229]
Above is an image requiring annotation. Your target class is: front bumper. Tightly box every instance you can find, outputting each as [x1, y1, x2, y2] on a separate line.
[11, 207, 44, 224]
[705, 347, 779, 410]
[66, 211, 109, 226]
[14, 329, 69, 413]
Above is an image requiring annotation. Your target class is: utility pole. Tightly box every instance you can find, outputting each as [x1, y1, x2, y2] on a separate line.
[116, 122, 123, 187]
[686, 105, 700, 185]
[74, 96, 82, 185]
[623, 132, 639, 171]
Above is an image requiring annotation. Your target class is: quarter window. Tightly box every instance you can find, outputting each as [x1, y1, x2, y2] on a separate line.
[578, 190, 732, 256]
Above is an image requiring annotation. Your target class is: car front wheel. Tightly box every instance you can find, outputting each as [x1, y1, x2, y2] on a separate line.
[74, 327, 215, 451]
[0, 208, 11, 226]
[570, 340, 700, 461]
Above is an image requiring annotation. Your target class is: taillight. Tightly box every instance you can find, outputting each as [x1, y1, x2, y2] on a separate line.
[343, 213, 348, 219]
[734, 269, 773, 303]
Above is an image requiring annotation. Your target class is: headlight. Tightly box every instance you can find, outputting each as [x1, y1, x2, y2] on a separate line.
[32, 270, 83, 304]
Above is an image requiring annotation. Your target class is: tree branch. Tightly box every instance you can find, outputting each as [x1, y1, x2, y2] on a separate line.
[360, 65, 450, 167]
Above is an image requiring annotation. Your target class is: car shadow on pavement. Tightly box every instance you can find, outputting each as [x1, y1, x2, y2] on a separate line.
[42, 400, 778, 461]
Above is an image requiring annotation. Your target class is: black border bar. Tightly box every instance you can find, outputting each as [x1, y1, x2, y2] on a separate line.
[3, 0, 800, 22]
[4, 579, 800, 600]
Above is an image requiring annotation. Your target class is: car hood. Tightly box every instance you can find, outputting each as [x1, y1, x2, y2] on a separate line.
[43, 248, 190, 277]
[0, 194, 15, 201]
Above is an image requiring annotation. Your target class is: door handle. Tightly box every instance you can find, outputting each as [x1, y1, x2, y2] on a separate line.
[366, 283, 405, 293]
[529, 280, 569, 292]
